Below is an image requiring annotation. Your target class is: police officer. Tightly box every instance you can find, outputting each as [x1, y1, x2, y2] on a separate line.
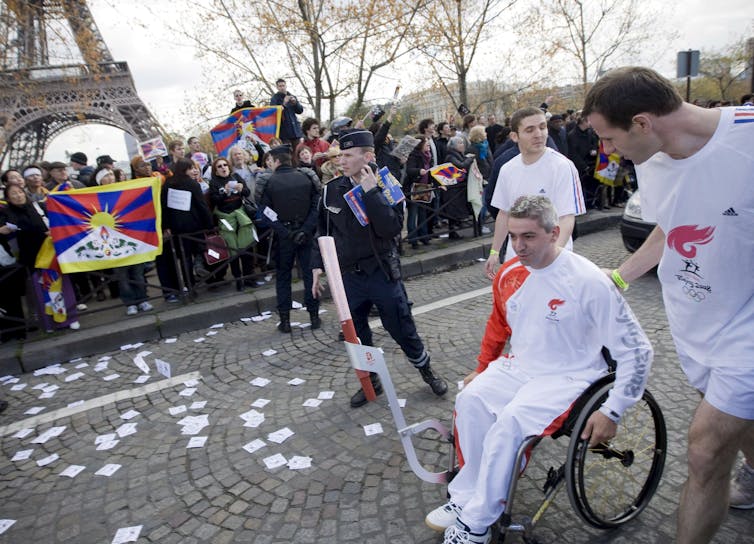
[259, 145, 320, 332]
[311, 130, 448, 408]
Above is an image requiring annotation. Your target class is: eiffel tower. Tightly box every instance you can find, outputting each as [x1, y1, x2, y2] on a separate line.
[0, 0, 167, 167]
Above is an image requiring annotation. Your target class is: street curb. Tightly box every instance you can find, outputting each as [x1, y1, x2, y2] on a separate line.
[2, 210, 622, 372]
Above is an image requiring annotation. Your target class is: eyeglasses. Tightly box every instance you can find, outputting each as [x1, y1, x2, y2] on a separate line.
[217, 164, 229, 169]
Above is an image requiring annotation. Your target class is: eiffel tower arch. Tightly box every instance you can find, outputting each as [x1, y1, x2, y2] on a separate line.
[0, 0, 167, 167]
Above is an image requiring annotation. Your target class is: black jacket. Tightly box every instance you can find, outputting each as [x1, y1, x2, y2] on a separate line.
[0, 201, 49, 270]
[567, 126, 599, 179]
[373, 121, 402, 181]
[270, 92, 304, 140]
[160, 176, 213, 234]
[260, 166, 319, 236]
[313, 175, 402, 272]
[209, 173, 250, 214]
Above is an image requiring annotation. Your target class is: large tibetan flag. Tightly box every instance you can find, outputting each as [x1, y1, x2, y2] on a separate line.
[594, 141, 622, 187]
[210, 106, 282, 157]
[45, 177, 163, 273]
[430, 163, 466, 186]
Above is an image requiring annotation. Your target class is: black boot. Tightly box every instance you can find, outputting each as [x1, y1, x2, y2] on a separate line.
[418, 364, 448, 396]
[277, 312, 291, 333]
[309, 309, 321, 330]
[236, 279, 244, 292]
[350, 373, 384, 408]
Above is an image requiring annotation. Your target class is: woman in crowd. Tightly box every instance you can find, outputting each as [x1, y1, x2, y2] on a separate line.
[0, 184, 79, 331]
[403, 136, 433, 249]
[157, 158, 213, 301]
[209, 157, 256, 291]
[130, 155, 165, 184]
[22, 166, 49, 202]
[442, 136, 475, 239]
[468, 125, 494, 231]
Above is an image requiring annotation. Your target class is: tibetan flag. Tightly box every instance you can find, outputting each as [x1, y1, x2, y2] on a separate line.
[45, 177, 163, 273]
[594, 141, 622, 187]
[139, 136, 168, 160]
[430, 163, 466, 186]
[210, 107, 282, 157]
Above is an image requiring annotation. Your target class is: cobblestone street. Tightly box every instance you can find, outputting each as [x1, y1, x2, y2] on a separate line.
[0, 226, 752, 543]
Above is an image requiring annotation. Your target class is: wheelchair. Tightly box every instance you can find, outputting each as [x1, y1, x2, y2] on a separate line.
[344, 342, 667, 543]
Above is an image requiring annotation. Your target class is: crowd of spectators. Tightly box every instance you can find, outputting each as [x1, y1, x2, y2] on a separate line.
[2, 85, 752, 343]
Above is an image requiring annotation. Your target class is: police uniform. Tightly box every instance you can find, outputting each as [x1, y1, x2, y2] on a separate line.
[260, 146, 320, 331]
[312, 130, 448, 407]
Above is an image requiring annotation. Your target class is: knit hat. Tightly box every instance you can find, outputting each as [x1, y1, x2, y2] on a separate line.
[70, 152, 88, 165]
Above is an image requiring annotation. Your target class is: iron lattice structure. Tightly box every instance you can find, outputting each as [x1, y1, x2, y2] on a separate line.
[0, 0, 167, 167]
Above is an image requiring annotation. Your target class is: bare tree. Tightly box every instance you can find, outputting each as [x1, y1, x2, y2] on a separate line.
[410, 0, 517, 109]
[698, 38, 751, 101]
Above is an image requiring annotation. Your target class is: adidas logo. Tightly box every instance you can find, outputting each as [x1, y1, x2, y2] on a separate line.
[722, 207, 738, 216]
[539, 188, 546, 193]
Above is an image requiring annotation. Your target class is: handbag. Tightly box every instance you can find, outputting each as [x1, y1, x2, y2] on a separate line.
[241, 197, 257, 219]
[203, 232, 230, 265]
[410, 182, 434, 203]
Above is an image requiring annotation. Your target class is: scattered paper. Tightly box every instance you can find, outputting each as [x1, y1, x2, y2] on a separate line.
[59, 465, 85, 478]
[164, 338, 177, 344]
[10, 383, 26, 391]
[95, 464, 122, 477]
[250, 377, 270, 387]
[302, 399, 322, 408]
[205, 331, 218, 336]
[133, 375, 150, 384]
[262, 349, 277, 357]
[317, 391, 335, 400]
[251, 315, 268, 322]
[1, 378, 19, 384]
[132, 353, 150, 375]
[32, 383, 49, 390]
[42, 384, 59, 393]
[183, 379, 199, 387]
[24, 406, 45, 415]
[95, 433, 117, 445]
[12, 428, 34, 439]
[39, 391, 56, 399]
[31, 426, 66, 444]
[210, 323, 224, 329]
[120, 409, 140, 420]
[291, 301, 303, 309]
[267, 427, 294, 444]
[69, 357, 83, 363]
[67, 400, 85, 408]
[94, 362, 109, 372]
[288, 378, 305, 386]
[75, 362, 89, 369]
[34, 365, 65, 376]
[287, 456, 312, 470]
[0, 520, 16, 535]
[64, 372, 85, 382]
[99, 356, 112, 362]
[242, 439, 266, 454]
[290, 321, 301, 327]
[96, 439, 120, 451]
[116, 423, 138, 438]
[193, 337, 206, 343]
[398, 398, 407, 408]
[120, 344, 133, 351]
[11, 449, 33, 461]
[169, 405, 187, 416]
[178, 387, 196, 397]
[298, 323, 311, 329]
[155, 359, 171, 378]
[263, 453, 287, 469]
[178, 414, 209, 435]
[457, 381, 464, 391]
[112, 524, 143, 544]
[190, 401, 207, 410]
[103, 373, 121, 381]
[239, 409, 265, 428]
[131, 342, 144, 349]
[251, 398, 270, 408]
[186, 436, 207, 449]
[240, 317, 252, 322]
[363, 423, 384, 436]
[37, 453, 60, 466]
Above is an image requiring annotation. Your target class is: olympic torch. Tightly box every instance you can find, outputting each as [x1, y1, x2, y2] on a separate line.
[317, 236, 377, 402]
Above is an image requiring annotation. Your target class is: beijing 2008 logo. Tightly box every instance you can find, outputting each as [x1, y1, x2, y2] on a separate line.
[546, 299, 565, 322]
[666, 225, 714, 302]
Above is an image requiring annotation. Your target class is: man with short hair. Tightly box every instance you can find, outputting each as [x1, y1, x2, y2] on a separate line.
[48, 161, 84, 190]
[485, 114, 504, 154]
[418, 118, 438, 165]
[584, 66, 754, 543]
[259, 145, 320, 332]
[166, 140, 185, 171]
[426, 195, 652, 544]
[547, 114, 568, 155]
[186, 136, 212, 178]
[311, 129, 448, 407]
[69, 152, 95, 186]
[231, 89, 253, 113]
[270, 78, 304, 148]
[484, 107, 585, 279]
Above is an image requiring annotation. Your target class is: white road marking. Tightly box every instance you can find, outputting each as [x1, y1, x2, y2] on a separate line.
[368, 285, 492, 329]
[0, 371, 202, 437]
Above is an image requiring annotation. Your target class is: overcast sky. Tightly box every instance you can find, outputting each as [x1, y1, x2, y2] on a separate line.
[43, 0, 753, 165]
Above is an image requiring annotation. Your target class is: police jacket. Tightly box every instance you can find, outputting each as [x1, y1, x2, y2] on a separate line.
[259, 166, 319, 235]
[312, 175, 403, 273]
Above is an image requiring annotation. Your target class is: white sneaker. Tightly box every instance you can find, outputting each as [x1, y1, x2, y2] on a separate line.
[138, 301, 153, 312]
[426, 501, 463, 531]
[126, 305, 138, 316]
[69, 320, 80, 330]
[443, 522, 491, 544]
[730, 462, 754, 509]
[481, 226, 491, 234]
[76, 303, 87, 311]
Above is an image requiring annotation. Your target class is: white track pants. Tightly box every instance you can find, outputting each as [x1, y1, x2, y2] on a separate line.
[448, 361, 603, 531]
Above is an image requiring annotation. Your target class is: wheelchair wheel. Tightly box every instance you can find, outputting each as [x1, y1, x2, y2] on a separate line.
[565, 383, 666, 529]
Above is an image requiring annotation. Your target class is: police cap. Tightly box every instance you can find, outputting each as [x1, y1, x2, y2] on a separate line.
[269, 145, 292, 158]
[339, 129, 374, 150]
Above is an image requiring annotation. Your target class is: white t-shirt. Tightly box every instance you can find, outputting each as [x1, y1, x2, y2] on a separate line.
[506, 250, 653, 417]
[638, 106, 754, 368]
[491, 147, 586, 260]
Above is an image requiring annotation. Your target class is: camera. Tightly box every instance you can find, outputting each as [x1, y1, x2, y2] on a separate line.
[371, 105, 385, 123]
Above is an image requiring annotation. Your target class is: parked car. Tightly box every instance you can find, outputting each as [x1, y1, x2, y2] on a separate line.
[620, 190, 655, 253]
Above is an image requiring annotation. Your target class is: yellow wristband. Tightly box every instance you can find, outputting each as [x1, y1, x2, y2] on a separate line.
[611, 269, 629, 291]
[489, 249, 499, 256]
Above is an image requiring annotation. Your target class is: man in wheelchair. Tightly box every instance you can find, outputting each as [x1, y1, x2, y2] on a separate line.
[426, 195, 653, 544]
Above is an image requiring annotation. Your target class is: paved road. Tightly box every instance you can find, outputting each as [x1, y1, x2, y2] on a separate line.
[0, 227, 752, 543]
